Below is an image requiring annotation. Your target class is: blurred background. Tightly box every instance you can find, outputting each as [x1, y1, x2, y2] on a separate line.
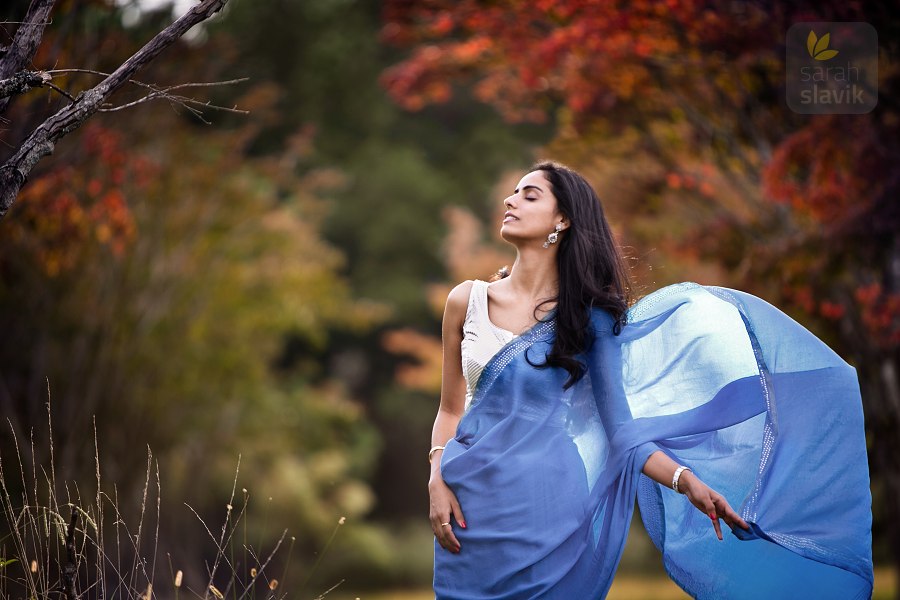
[0, 0, 897, 598]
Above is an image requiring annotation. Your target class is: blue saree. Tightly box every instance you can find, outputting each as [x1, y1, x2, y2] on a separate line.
[434, 283, 873, 599]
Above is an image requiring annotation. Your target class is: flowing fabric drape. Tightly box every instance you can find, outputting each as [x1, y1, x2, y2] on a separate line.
[434, 283, 872, 600]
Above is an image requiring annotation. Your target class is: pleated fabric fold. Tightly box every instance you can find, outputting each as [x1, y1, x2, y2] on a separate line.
[434, 283, 873, 600]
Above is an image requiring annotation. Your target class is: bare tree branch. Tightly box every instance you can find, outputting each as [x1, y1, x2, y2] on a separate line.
[49, 68, 249, 93]
[38, 70, 251, 120]
[30, 68, 250, 120]
[0, 0, 57, 113]
[0, 0, 231, 220]
[98, 77, 249, 123]
[0, 69, 51, 100]
[47, 69, 249, 116]
[100, 92, 249, 123]
[42, 80, 75, 102]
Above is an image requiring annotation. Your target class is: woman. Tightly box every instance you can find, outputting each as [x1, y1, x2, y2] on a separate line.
[428, 162, 873, 599]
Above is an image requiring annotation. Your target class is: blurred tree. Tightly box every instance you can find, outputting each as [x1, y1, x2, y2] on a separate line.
[0, 1, 398, 591]
[210, 0, 549, 534]
[1, 0, 550, 590]
[213, 0, 547, 319]
[381, 0, 900, 581]
[0, 97, 389, 585]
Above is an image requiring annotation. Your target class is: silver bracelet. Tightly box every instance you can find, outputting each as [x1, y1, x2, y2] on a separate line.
[672, 465, 692, 494]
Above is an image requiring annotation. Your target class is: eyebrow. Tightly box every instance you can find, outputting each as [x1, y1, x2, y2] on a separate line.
[514, 185, 544, 194]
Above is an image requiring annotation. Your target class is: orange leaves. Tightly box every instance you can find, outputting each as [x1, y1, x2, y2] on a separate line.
[1, 123, 148, 276]
[664, 169, 716, 198]
[762, 115, 878, 225]
[454, 36, 492, 62]
[818, 300, 845, 321]
[855, 282, 882, 306]
[430, 10, 455, 36]
[665, 172, 684, 189]
[381, 328, 443, 393]
[854, 283, 900, 348]
[91, 189, 135, 256]
[381, 0, 898, 361]
[380, 0, 726, 123]
[780, 281, 899, 350]
[381, 37, 493, 111]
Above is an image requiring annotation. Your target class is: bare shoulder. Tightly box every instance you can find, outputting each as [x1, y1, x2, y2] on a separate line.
[443, 280, 476, 326]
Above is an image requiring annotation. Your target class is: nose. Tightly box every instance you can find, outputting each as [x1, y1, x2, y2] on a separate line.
[504, 194, 516, 208]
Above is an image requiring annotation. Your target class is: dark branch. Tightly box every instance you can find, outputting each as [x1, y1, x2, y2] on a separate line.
[0, 69, 51, 100]
[39, 69, 249, 119]
[0, 0, 57, 113]
[0, 0, 231, 220]
[99, 77, 250, 123]
[43, 80, 76, 102]
[41, 70, 250, 120]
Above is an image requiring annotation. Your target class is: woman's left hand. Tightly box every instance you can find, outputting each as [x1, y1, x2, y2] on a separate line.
[679, 471, 750, 540]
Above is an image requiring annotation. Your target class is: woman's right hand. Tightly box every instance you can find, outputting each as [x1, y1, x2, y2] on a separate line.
[679, 471, 749, 540]
[430, 282, 471, 554]
[429, 474, 466, 553]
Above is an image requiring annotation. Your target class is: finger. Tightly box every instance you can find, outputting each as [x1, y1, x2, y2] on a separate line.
[707, 509, 723, 541]
[730, 508, 750, 530]
[722, 504, 750, 530]
[443, 524, 461, 552]
[714, 496, 750, 531]
[435, 520, 459, 553]
[450, 497, 467, 530]
[431, 514, 452, 550]
[432, 513, 460, 552]
[710, 497, 732, 529]
[435, 528, 453, 552]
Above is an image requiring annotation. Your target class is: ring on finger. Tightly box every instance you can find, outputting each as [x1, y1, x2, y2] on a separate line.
[441, 522, 451, 527]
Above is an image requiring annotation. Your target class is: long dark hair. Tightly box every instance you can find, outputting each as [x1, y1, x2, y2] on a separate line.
[497, 161, 631, 389]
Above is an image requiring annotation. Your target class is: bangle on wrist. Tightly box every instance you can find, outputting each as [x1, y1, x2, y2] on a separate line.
[672, 465, 692, 494]
[428, 445, 446, 464]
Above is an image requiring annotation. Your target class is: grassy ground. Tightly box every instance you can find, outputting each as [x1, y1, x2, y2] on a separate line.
[330, 567, 897, 600]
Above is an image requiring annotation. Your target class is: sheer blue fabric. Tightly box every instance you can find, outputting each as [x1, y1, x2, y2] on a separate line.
[434, 283, 873, 600]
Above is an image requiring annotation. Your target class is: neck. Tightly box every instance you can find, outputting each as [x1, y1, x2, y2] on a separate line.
[507, 246, 559, 300]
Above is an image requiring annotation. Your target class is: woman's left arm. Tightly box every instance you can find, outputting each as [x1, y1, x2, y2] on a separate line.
[642, 450, 750, 540]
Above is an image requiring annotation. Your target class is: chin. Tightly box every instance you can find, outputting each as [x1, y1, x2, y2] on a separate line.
[499, 229, 527, 245]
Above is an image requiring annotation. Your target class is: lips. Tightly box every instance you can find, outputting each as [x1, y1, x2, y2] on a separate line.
[503, 212, 519, 223]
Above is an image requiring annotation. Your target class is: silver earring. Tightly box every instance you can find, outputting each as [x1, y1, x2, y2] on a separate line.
[543, 223, 564, 248]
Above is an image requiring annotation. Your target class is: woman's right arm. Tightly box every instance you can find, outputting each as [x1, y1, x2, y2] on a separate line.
[429, 281, 472, 554]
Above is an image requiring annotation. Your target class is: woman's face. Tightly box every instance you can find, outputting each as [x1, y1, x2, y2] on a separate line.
[500, 170, 568, 246]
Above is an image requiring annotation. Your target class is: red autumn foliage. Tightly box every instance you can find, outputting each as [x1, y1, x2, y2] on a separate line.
[762, 114, 880, 225]
[380, 1, 900, 352]
[381, 1, 768, 122]
[2, 123, 155, 275]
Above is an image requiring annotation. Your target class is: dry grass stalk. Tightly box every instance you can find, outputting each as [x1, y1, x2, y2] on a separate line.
[1, 395, 347, 600]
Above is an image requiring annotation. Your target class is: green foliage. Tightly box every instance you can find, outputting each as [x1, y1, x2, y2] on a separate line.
[0, 97, 387, 572]
[215, 0, 544, 317]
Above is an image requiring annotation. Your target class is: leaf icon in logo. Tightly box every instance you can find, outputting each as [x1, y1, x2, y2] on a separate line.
[807, 30, 839, 60]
